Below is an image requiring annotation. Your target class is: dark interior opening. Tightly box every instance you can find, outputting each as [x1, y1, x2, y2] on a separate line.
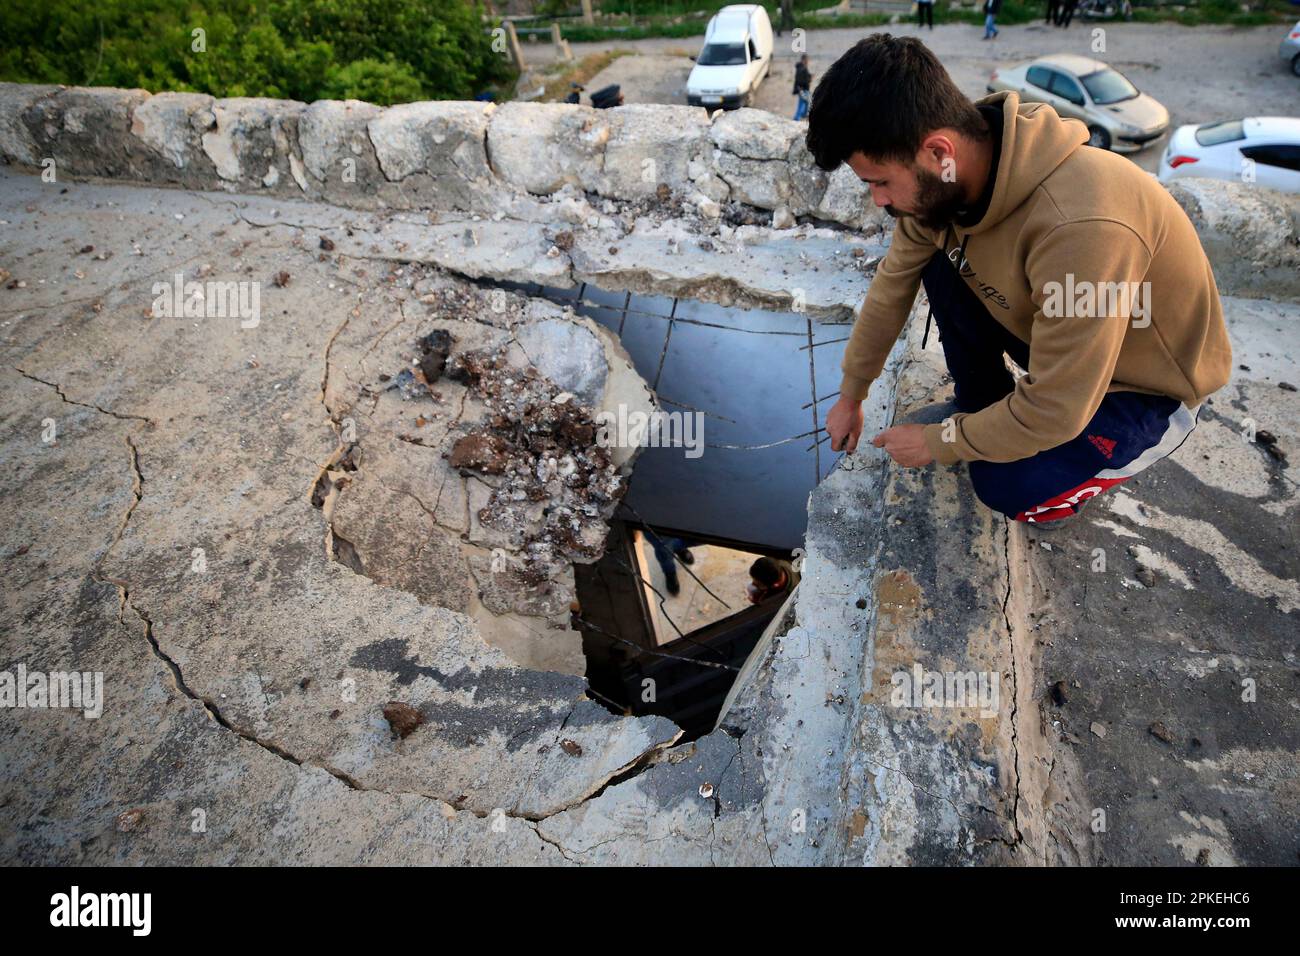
[495, 280, 847, 738]
[572, 514, 797, 739]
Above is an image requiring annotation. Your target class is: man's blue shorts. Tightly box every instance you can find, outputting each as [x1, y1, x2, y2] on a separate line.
[920, 250, 1199, 524]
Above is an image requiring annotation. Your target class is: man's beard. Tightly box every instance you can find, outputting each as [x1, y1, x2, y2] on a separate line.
[884, 166, 968, 231]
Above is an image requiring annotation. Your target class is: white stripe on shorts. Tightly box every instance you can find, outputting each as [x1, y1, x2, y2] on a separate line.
[1095, 402, 1200, 482]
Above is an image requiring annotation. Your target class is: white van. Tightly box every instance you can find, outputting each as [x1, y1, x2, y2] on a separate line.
[685, 4, 774, 110]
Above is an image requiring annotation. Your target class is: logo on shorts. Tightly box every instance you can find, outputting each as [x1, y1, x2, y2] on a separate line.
[1087, 434, 1116, 459]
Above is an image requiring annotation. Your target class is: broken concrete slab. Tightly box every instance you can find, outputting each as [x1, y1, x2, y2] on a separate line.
[0, 368, 569, 865]
[0, 170, 686, 849]
[569, 220, 881, 319]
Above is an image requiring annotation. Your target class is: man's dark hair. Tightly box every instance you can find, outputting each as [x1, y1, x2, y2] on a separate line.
[806, 34, 987, 170]
[749, 557, 784, 587]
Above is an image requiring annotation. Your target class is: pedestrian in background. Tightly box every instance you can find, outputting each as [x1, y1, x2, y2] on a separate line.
[1057, 0, 1078, 28]
[793, 54, 813, 121]
[983, 0, 1001, 39]
[1046, 0, 1061, 25]
[917, 0, 935, 30]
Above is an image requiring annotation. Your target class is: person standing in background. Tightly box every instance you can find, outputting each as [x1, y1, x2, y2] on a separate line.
[778, 0, 795, 35]
[1046, 0, 1061, 25]
[983, 0, 1001, 39]
[1056, 0, 1079, 28]
[917, 0, 935, 30]
[793, 54, 813, 121]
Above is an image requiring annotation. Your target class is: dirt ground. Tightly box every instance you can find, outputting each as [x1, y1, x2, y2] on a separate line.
[559, 21, 1299, 173]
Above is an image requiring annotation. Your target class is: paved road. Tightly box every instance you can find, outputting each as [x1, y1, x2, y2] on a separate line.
[568, 21, 1299, 172]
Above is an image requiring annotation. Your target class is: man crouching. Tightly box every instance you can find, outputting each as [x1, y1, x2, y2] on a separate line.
[810, 35, 1231, 524]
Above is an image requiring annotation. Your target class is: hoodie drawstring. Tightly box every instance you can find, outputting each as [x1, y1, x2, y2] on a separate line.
[922, 227, 969, 351]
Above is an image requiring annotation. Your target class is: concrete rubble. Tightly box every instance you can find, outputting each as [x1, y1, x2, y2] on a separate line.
[0, 84, 1295, 865]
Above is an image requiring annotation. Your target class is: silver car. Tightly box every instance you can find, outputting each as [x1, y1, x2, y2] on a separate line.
[987, 54, 1169, 153]
[1281, 20, 1300, 77]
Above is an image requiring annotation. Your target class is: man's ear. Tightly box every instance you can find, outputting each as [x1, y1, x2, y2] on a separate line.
[918, 132, 957, 171]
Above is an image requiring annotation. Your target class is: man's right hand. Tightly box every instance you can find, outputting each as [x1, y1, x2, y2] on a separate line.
[825, 396, 865, 454]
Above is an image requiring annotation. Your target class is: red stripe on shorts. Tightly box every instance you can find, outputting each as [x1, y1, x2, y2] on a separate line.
[1013, 474, 1131, 523]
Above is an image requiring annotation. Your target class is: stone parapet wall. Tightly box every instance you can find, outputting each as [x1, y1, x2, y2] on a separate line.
[4, 83, 1296, 304]
[0, 83, 885, 233]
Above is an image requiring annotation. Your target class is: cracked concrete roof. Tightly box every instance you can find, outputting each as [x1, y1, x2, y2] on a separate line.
[0, 168, 872, 863]
[0, 81, 1296, 866]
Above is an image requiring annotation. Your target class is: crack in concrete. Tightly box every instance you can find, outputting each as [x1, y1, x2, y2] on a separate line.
[360, 299, 412, 369]
[16, 367, 155, 425]
[526, 822, 577, 863]
[87, 434, 388, 800]
[1000, 515, 1026, 850]
[319, 315, 352, 411]
[733, 732, 777, 866]
[193, 192, 332, 232]
[864, 758, 998, 826]
[540, 729, 685, 821]
[91, 433, 663, 842]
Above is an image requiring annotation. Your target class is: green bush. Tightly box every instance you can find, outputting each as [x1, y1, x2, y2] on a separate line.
[0, 0, 513, 103]
[322, 57, 427, 105]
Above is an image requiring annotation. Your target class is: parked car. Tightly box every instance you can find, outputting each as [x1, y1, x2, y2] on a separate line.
[1077, 0, 1133, 18]
[686, 4, 773, 110]
[987, 54, 1169, 152]
[1158, 117, 1300, 194]
[1281, 20, 1300, 77]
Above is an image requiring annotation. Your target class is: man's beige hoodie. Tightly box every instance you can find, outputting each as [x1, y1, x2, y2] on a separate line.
[839, 91, 1233, 465]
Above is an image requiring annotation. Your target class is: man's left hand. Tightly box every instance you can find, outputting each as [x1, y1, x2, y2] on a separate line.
[871, 424, 934, 468]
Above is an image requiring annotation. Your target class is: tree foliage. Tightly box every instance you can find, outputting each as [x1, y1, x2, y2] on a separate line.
[0, 0, 512, 104]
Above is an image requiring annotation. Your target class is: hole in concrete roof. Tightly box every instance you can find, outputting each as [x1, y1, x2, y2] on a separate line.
[508, 281, 850, 739]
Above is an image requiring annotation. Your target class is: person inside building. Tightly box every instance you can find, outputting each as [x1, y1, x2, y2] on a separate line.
[747, 555, 800, 604]
[651, 534, 697, 596]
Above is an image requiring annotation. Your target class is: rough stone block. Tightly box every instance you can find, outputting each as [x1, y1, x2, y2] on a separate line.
[200, 97, 308, 194]
[600, 104, 711, 200]
[487, 102, 611, 195]
[298, 98, 385, 205]
[368, 101, 496, 210]
[0, 82, 59, 166]
[1166, 178, 1300, 300]
[20, 86, 152, 179]
[129, 91, 219, 184]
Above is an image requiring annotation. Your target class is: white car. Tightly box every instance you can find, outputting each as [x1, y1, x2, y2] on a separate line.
[686, 4, 773, 110]
[1158, 117, 1300, 194]
[1281, 20, 1300, 77]
[988, 54, 1168, 153]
